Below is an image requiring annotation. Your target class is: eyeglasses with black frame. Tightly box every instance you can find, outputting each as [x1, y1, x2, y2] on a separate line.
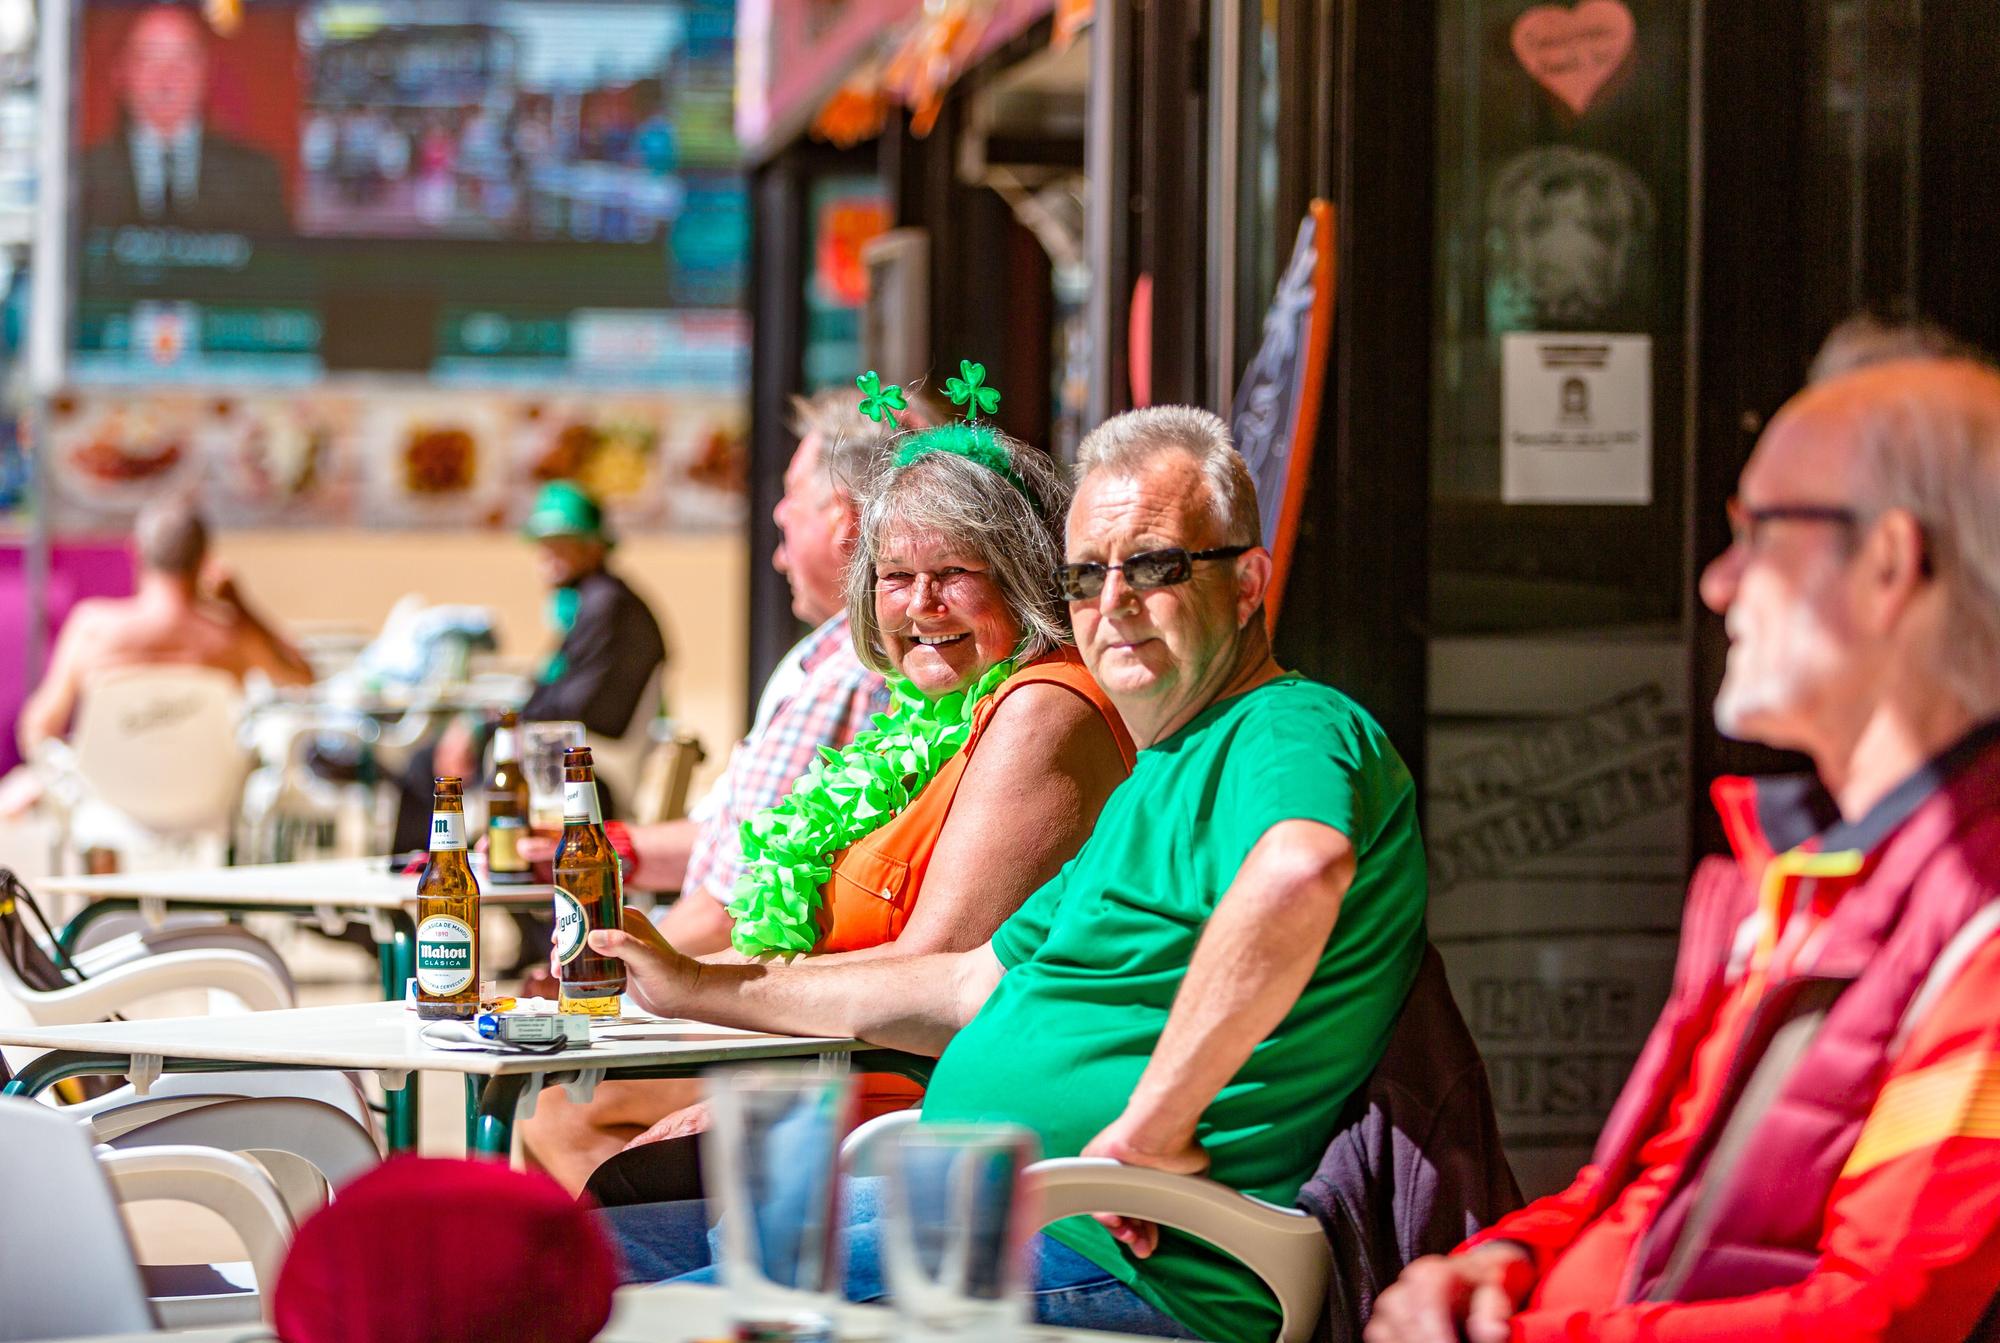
[1057, 546, 1253, 602]
[1725, 497, 1862, 550]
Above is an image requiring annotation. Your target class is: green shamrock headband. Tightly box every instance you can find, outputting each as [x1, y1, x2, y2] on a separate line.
[856, 360, 1037, 509]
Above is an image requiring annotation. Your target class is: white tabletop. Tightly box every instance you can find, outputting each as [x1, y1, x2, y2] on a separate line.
[40, 1281, 1189, 1341]
[38, 856, 552, 911]
[0, 999, 857, 1079]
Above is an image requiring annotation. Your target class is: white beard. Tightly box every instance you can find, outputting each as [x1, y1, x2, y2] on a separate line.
[1713, 588, 1848, 741]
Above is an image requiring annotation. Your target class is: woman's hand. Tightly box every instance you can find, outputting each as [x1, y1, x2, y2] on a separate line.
[622, 1101, 714, 1150]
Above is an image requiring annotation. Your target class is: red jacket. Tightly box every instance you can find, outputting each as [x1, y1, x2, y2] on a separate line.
[1463, 722, 2000, 1342]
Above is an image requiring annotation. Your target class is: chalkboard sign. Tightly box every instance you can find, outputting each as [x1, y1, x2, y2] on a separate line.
[1230, 201, 1337, 628]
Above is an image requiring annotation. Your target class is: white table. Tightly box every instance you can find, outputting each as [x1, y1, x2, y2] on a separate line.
[42, 856, 553, 1002]
[40, 858, 560, 1151]
[0, 999, 920, 1158]
[43, 1281, 1190, 1341]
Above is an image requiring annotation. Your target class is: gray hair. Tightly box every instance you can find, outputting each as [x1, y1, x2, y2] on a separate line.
[1810, 315, 1978, 384]
[1074, 406, 1261, 546]
[787, 388, 894, 503]
[1843, 355, 2000, 716]
[846, 433, 1073, 675]
[135, 496, 208, 577]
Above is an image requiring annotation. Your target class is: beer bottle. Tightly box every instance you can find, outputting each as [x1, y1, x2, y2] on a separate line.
[485, 711, 532, 885]
[552, 746, 625, 1016]
[415, 776, 481, 1020]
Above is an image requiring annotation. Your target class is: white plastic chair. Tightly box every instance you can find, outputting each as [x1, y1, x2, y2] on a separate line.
[0, 936, 291, 1080]
[91, 1093, 382, 1226]
[842, 1108, 1330, 1343]
[41, 665, 253, 872]
[0, 1094, 295, 1341]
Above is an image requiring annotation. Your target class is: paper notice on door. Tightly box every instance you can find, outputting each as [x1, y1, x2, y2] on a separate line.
[1502, 333, 1652, 504]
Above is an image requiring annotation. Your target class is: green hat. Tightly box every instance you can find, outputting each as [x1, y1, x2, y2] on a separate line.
[522, 480, 611, 544]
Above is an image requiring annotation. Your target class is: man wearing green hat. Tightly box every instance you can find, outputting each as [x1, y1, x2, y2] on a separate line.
[393, 480, 666, 854]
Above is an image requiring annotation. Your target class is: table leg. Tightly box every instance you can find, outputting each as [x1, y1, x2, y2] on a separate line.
[465, 1075, 484, 1151]
[54, 898, 137, 956]
[371, 912, 421, 1152]
[379, 910, 417, 1002]
[470, 1074, 532, 1160]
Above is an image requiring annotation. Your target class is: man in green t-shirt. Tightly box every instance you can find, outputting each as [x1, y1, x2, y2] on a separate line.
[590, 406, 1430, 1341]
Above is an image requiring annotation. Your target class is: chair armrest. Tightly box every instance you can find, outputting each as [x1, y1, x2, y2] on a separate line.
[25, 947, 293, 1023]
[99, 1144, 296, 1296]
[85, 1094, 240, 1137]
[840, 1107, 922, 1177]
[96, 1096, 381, 1222]
[73, 925, 297, 995]
[1025, 1157, 1330, 1343]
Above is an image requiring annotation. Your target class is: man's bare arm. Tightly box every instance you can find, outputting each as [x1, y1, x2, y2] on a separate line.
[206, 569, 313, 687]
[1082, 819, 1356, 1253]
[17, 611, 92, 751]
[590, 910, 1004, 1057]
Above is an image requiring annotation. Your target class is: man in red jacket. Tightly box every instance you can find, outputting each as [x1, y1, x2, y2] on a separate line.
[1371, 348, 2000, 1343]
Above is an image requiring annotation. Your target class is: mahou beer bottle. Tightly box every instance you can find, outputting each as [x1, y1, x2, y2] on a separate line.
[552, 746, 625, 1016]
[485, 711, 532, 885]
[416, 776, 481, 1020]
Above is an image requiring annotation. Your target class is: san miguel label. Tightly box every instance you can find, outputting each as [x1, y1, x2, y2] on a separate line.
[552, 887, 588, 964]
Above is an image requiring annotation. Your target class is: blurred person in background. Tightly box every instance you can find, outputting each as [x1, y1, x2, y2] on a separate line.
[16, 496, 311, 756]
[79, 4, 290, 234]
[519, 388, 895, 1190]
[396, 479, 666, 855]
[1370, 341, 2000, 1343]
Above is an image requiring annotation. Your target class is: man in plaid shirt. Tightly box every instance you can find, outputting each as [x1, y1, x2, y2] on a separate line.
[521, 390, 889, 1192]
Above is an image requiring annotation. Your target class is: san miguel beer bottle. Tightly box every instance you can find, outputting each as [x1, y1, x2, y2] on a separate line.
[416, 776, 481, 1020]
[485, 711, 532, 885]
[552, 746, 625, 1016]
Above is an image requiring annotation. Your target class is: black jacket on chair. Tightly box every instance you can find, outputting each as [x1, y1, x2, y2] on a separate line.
[1294, 945, 1523, 1342]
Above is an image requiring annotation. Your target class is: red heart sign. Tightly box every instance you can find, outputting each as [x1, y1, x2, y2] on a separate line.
[1511, 0, 1636, 117]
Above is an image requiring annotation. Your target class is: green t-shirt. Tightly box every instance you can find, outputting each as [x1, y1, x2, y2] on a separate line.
[921, 674, 1428, 1342]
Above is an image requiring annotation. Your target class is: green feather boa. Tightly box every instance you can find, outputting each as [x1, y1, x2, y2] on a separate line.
[727, 657, 1018, 959]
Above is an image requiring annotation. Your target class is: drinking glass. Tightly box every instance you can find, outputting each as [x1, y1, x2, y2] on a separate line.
[520, 719, 585, 834]
[702, 1066, 854, 1343]
[878, 1123, 1040, 1343]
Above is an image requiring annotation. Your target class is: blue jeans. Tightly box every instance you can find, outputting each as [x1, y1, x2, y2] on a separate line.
[602, 1179, 1191, 1338]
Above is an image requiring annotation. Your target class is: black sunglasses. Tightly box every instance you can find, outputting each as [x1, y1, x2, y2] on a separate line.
[1057, 546, 1252, 601]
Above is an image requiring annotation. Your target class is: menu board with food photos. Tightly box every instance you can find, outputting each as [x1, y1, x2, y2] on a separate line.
[42, 387, 748, 533]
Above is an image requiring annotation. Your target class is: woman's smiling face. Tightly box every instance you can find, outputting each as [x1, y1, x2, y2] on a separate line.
[872, 526, 1024, 695]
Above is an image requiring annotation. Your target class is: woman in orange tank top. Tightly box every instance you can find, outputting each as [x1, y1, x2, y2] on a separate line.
[721, 382, 1133, 1112]
[571, 372, 1133, 1198]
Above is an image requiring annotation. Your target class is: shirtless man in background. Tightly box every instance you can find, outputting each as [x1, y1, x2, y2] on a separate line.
[15, 497, 313, 755]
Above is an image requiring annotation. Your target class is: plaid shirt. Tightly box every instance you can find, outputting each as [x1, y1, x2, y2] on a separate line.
[681, 613, 888, 905]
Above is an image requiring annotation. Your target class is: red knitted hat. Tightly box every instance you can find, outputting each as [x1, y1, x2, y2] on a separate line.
[272, 1156, 618, 1343]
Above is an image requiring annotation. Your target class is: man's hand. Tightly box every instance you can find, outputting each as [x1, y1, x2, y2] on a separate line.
[434, 719, 478, 783]
[1364, 1243, 1535, 1343]
[200, 563, 244, 611]
[588, 906, 702, 1017]
[622, 1101, 713, 1150]
[518, 833, 558, 866]
[1079, 1112, 1211, 1260]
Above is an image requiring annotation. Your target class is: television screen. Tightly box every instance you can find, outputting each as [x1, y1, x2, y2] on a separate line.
[70, 0, 747, 387]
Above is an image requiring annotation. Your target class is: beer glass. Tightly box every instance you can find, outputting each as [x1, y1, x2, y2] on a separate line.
[878, 1124, 1040, 1343]
[520, 719, 585, 835]
[702, 1066, 853, 1343]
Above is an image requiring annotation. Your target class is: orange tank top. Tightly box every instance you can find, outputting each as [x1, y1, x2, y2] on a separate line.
[819, 647, 1134, 954]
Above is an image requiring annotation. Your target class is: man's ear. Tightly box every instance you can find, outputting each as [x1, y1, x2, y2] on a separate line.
[1235, 547, 1274, 627]
[830, 497, 861, 557]
[1861, 507, 1932, 633]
